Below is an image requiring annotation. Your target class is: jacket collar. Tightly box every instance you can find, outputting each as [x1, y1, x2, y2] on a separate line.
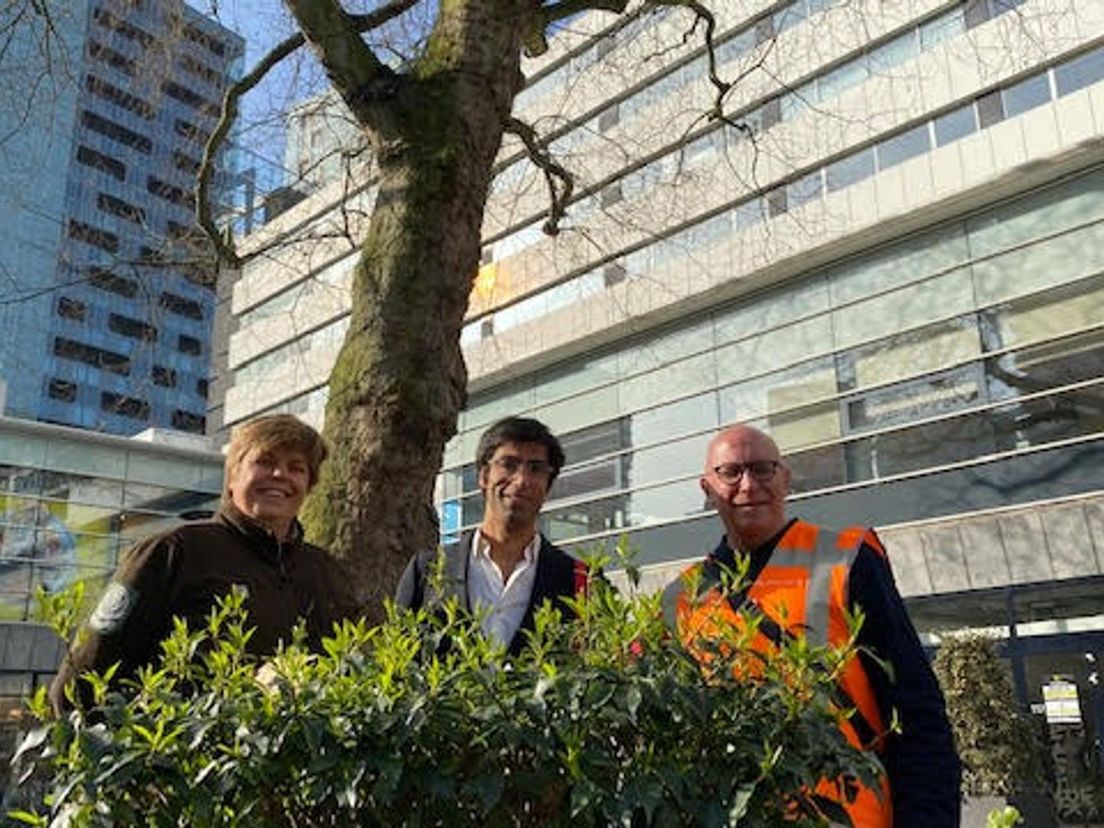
[216, 503, 304, 562]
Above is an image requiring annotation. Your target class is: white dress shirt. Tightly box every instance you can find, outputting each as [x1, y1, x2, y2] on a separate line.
[468, 529, 541, 647]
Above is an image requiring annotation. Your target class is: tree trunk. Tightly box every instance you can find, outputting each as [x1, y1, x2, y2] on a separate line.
[300, 1, 530, 619]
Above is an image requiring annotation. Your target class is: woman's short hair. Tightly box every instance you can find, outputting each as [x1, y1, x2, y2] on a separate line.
[223, 415, 327, 503]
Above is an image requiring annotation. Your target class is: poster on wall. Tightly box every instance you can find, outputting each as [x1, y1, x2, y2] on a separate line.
[1042, 676, 1082, 725]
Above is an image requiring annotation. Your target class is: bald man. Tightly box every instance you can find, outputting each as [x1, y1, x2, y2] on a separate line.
[663, 425, 960, 827]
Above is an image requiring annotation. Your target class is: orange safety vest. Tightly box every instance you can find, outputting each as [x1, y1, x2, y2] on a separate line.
[662, 520, 893, 828]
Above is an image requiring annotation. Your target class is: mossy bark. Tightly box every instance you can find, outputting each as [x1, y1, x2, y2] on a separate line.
[295, 0, 531, 618]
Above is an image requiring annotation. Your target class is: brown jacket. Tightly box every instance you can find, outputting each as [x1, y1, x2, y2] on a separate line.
[50, 505, 355, 713]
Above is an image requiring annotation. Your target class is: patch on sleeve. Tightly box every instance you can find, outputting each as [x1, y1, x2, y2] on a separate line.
[88, 582, 137, 634]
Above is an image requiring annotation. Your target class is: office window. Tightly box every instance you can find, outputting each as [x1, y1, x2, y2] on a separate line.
[767, 186, 787, 217]
[183, 24, 227, 57]
[76, 145, 125, 181]
[172, 410, 205, 433]
[53, 337, 129, 375]
[919, 6, 965, 50]
[787, 170, 823, 209]
[876, 123, 931, 171]
[88, 40, 136, 75]
[147, 177, 190, 207]
[976, 90, 1004, 128]
[159, 292, 203, 320]
[101, 392, 150, 421]
[108, 313, 157, 341]
[88, 267, 137, 298]
[56, 297, 86, 322]
[92, 7, 154, 47]
[934, 105, 977, 146]
[1055, 46, 1104, 97]
[162, 81, 212, 113]
[178, 334, 202, 355]
[80, 110, 152, 153]
[84, 75, 154, 119]
[172, 150, 200, 174]
[825, 148, 875, 193]
[598, 103, 619, 132]
[179, 53, 220, 86]
[174, 118, 206, 142]
[196, 378, 209, 399]
[97, 192, 144, 224]
[67, 219, 118, 253]
[151, 365, 176, 388]
[47, 379, 77, 403]
[1002, 72, 1050, 118]
[603, 262, 627, 287]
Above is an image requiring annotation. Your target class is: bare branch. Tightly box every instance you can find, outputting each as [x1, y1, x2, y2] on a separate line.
[196, 0, 418, 266]
[527, 0, 629, 57]
[651, 0, 730, 113]
[504, 116, 575, 237]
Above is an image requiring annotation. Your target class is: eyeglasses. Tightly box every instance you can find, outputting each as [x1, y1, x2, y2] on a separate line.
[490, 456, 553, 477]
[710, 460, 781, 485]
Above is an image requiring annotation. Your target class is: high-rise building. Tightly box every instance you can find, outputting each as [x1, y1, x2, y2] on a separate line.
[221, 0, 1104, 801]
[0, 0, 243, 436]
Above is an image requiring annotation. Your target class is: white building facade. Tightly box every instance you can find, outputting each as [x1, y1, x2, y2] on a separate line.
[223, 2, 1104, 813]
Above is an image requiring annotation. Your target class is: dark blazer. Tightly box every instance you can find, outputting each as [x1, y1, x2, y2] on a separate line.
[394, 531, 586, 655]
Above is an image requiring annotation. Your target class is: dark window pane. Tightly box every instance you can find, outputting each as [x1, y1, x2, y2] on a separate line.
[767, 186, 787, 216]
[985, 329, 1104, 402]
[76, 145, 125, 181]
[178, 334, 202, 355]
[964, 0, 990, 29]
[159, 292, 203, 320]
[844, 364, 984, 432]
[53, 337, 129, 375]
[171, 410, 205, 433]
[101, 392, 149, 420]
[88, 267, 137, 298]
[108, 313, 156, 341]
[787, 443, 847, 493]
[151, 365, 176, 388]
[97, 192, 144, 224]
[976, 90, 1004, 128]
[56, 297, 86, 321]
[67, 219, 118, 253]
[552, 456, 623, 502]
[47, 378, 77, 403]
[541, 492, 627, 541]
[79, 109, 151, 153]
[560, 419, 626, 466]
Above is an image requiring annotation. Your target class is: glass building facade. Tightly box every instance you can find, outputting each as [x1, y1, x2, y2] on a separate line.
[0, 417, 222, 624]
[442, 166, 1104, 558]
[0, 0, 244, 436]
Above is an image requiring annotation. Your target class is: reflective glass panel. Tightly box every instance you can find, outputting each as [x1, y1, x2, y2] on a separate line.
[934, 105, 977, 146]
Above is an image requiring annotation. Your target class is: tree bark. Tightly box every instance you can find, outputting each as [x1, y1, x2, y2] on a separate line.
[297, 0, 532, 618]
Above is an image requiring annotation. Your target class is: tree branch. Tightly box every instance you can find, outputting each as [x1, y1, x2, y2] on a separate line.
[651, 0, 730, 112]
[526, 0, 629, 57]
[195, 0, 418, 266]
[504, 116, 575, 236]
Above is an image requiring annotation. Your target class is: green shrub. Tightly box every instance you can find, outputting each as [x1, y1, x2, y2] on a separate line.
[12, 555, 883, 826]
[932, 633, 1044, 797]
